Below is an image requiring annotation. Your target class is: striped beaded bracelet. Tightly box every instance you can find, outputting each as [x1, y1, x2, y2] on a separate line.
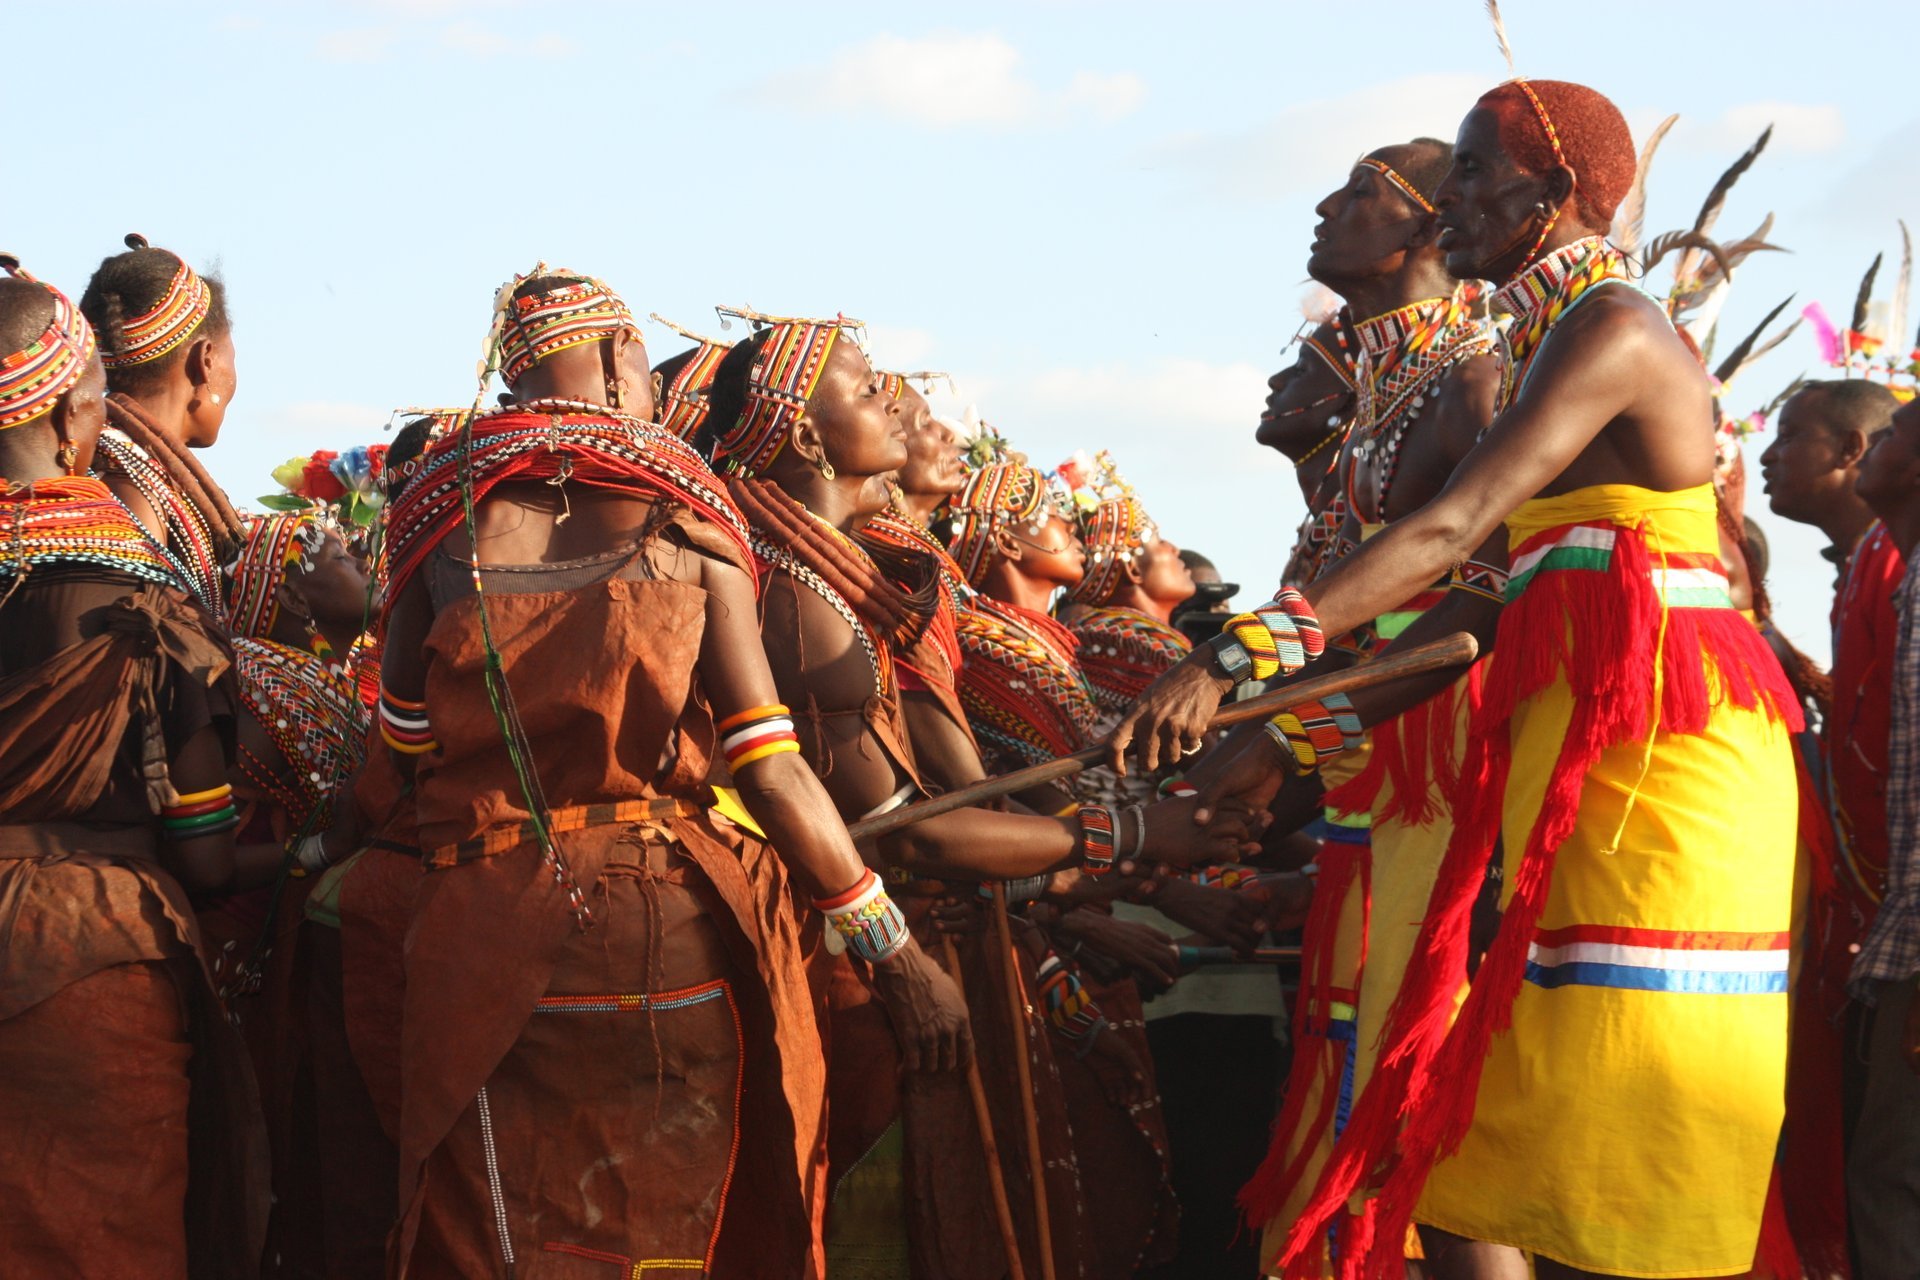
[718, 703, 801, 771]
[814, 867, 910, 964]
[1223, 587, 1326, 682]
[378, 687, 438, 756]
[160, 783, 240, 840]
[1037, 953, 1108, 1056]
[979, 874, 1050, 905]
[1078, 804, 1117, 877]
[1263, 691, 1363, 774]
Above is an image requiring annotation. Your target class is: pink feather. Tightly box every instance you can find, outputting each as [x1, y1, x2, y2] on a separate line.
[1803, 301, 1843, 365]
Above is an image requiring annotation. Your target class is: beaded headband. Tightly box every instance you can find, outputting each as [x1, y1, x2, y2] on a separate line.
[1508, 78, 1566, 169]
[101, 236, 211, 369]
[1356, 157, 1436, 214]
[709, 305, 865, 477]
[490, 263, 638, 387]
[0, 258, 97, 431]
[947, 458, 1057, 587]
[650, 316, 732, 442]
[228, 509, 332, 639]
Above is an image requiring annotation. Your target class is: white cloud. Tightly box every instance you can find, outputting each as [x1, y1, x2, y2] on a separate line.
[438, 21, 575, 57]
[314, 25, 402, 63]
[1147, 72, 1486, 202]
[1697, 102, 1846, 155]
[759, 32, 1144, 129]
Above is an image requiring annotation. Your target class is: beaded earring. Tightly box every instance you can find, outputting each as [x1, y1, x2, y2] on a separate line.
[57, 441, 79, 474]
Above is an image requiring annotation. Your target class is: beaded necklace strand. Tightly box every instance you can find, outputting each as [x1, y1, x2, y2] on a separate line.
[1347, 293, 1496, 519]
[1493, 236, 1631, 410]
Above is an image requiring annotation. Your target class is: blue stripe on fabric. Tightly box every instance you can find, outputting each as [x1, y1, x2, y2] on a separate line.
[1524, 961, 1788, 995]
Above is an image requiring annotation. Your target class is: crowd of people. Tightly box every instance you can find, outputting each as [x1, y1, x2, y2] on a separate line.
[2, 67, 1919, 1280]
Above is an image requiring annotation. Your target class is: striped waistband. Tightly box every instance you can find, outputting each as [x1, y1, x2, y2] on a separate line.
[1524, 924, 1788, 995]
[428, 796, 707, 864]
[1506, 521, 1733, 609]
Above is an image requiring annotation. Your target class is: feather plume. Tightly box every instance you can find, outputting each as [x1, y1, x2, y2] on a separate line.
[1692, 126, 1773, 240]
[1803, 302, 1843, 365]
[1891, 221, 1912, 352]
[1639, 230, 1733, 281]
[1484, 0, 1516, 74]
[1613, 113, 1679, 258]
[1852, 254, 1883, 335]
[1712, 294, 1797, 386]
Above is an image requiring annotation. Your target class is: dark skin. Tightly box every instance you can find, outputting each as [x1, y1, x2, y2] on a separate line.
[1114, 104, 1714, 776]
[101, 328, 238, 543]
[381, 328, 977, 1072]
[1758, 388, 1881, 553]
[0, 361, 238, 893]
[1854, 397, 1920, 1074]
[1257, 319, 1357, 501]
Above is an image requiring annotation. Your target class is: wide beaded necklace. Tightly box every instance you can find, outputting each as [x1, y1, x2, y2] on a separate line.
[0, 474, 181, 591]
[1492, 236, 1631, 410]
[233, 637, 369, 825]
[1347, 292, 1495, 520]
[94, 429, 224, 609]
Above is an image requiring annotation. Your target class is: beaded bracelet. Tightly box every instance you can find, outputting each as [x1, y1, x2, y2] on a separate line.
[161, 783, 240, 840]
[718, 703, 802, 771]
[1158, 776, 1197, 799]
[814, 868, 910, 964]
[378, 687, 438, 756]
[1450, 557, 1510, 604]
[293, 833, 332, 874]
[1223, 587, 1326, 682]
[1078, 804, 1117, 877]
[1037, 953, 1107, 1056]
[979, 874, 1050, 905]
[1263, 691, 1363, 774]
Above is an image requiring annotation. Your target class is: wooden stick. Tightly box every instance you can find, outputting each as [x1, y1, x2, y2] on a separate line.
[940, 934, 1026, 1280]
[849, 632, 1478, 841]
[991, 882, 1057, 1280]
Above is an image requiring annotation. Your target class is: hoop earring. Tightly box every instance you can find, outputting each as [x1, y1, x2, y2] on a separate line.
[818, 458, 836, 481]
[57, 441, 79, 474]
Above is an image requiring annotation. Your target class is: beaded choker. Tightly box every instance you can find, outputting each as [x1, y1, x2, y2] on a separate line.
[0, 475, 178, 590]
[102, 254, 210, 369]
[1492, 235, 1629, 405]
[0, 262, 96, 430]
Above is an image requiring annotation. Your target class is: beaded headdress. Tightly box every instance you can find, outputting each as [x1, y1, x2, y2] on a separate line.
[488, 263, 638, 387]
[100, 234, 211, 369]
[648, 314, 732, 441]
[946, 429, 1062, 588]
[708, 304, 865, 477]
[1056, 451, 1157, 606]
[0, 258, 97, 431]
[228, 509, 334, 640]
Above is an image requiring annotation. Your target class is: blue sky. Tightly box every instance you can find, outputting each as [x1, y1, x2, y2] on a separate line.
[13, 1, 1917, 662]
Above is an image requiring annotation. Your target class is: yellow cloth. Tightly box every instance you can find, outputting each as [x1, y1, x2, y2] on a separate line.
[1415, 485, 1794, 1277]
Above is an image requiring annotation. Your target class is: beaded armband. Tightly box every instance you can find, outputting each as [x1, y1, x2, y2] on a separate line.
[1263, 691, 1363, 775]
[379, 687, 438, 756]
[814, 868, 910, 964]
[718, 703, 801, 770]
[161, 784, 240, 840]
[1078, 804, 1117, 877]
[1157, 776, 1197, 799]
[1450, 557, 1509, 604]
[1037, 953, 1108, 1056]
[1223, 587, 1325, 682]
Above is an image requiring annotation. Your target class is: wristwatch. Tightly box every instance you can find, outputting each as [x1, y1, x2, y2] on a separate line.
[1205, 631, 1254, 684]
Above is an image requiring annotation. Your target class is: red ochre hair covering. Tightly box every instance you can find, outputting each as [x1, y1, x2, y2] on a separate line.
[1476, 79, 1636, 225]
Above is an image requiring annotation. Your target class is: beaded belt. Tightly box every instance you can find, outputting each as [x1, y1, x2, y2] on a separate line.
[431, 797, 708, 863]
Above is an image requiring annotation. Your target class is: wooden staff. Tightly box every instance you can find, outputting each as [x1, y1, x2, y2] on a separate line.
[848, 633, 1478, 842]
[991, 882, 1057, 1280]
[940, 934, 1026, 1280]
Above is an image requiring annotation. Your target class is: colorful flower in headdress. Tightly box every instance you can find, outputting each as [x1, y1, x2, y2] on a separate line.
[707, 305, 866, 477]
[482, 262, 638, 389]
[0, 257, 97, 431]
[227, 509, 335, 639]
[100, 236, 211, 369]
[1056, 451, 1159, 607]
[263, 444, 389, 527]
[946, 426, 1063, 588]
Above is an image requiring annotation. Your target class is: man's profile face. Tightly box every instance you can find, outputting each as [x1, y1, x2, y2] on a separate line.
[1759, 392, 1855, 525]
[1856, 399, 1920, 514]
[1433, 107, 1535, 282]
[1307, 148, 1432, 291]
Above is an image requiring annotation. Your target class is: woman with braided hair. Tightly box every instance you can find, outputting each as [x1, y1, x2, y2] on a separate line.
[699, 317, 1253, 1276]
[0, 259, 266, 1276]
[376, 268, 947, 1276]
[79, 234, 246, 614]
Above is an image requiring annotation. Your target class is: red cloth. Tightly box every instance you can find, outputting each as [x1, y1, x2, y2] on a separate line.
[1828, 521, 1905, 918]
